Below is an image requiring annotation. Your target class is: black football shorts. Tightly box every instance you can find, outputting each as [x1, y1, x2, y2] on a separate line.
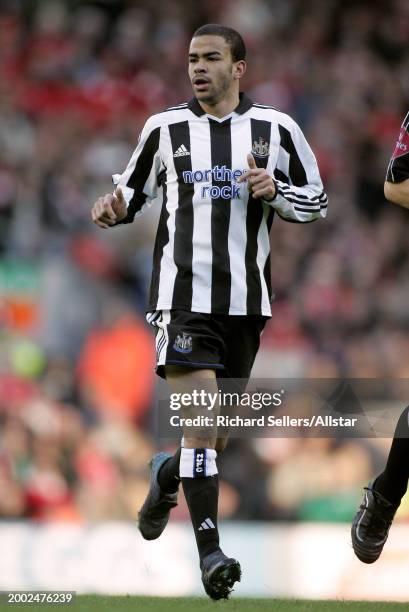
[146, 309, 267, 383]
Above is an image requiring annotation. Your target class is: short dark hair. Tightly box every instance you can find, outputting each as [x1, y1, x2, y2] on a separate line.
[192, 24, 246, 62]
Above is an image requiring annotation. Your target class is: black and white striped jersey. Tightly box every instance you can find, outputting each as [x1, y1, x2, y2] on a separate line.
[386, 112, 409, 184]
[112, 93, 327, 316]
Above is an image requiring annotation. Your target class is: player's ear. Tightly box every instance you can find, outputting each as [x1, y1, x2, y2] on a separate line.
[234, 60, 246, 80]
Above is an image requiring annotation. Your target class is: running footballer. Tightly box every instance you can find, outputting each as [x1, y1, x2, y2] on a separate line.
[92, 23, 327, 600]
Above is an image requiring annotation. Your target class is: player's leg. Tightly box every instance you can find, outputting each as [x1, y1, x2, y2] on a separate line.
[165, 367, 219, 555]
[139, 310, 225, 543]
[214, 315, 268, 453]
[164, 365, 241, 600]
[372, 405, 409, 504]
[351, 406, 409, 563]
[140, 310, 240, 599]
[137, 365, 217, 543]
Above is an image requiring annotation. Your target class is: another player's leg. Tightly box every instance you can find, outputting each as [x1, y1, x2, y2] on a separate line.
[165, 366, 241, 600]
[351, 406, 409, 563]
[371, 406, 409, 505]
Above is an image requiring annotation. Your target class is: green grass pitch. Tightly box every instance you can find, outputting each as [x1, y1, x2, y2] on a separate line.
[5, 596, 409, 611]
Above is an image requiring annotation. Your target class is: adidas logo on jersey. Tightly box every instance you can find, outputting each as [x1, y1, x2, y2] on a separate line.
[198, 518, 216, 531]
[173, 144, 190, 157]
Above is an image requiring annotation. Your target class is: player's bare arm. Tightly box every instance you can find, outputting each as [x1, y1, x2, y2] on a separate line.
[384, 178, 409, 208]
[238, 153, 276, 201]
[91, 187, 127, 229]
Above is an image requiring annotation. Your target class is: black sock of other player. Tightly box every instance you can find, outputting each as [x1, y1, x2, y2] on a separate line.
[374, 406, 409, 506]
[157, 448, 181, 493]
[182, 475, 220, 562]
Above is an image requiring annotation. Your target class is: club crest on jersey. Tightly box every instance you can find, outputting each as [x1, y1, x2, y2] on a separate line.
[173, 332, 193, 353]
[252, 136, 270, 158]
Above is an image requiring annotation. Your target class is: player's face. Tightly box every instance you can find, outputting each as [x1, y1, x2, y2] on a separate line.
[188, 35, 243, 105]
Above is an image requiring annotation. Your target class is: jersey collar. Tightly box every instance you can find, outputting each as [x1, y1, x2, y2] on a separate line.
[187, 92, 253, 118]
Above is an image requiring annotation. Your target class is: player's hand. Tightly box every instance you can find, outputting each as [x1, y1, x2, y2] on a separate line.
[238, 153, 276, 200]
[91, 187, 127, 229]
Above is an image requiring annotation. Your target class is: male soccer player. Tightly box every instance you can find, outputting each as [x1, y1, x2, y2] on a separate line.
[351, 112, 409, 564]
[92, 24, 327, 598]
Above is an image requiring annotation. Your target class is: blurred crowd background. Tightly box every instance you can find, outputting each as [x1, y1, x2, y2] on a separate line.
[1, 0, 409, 524]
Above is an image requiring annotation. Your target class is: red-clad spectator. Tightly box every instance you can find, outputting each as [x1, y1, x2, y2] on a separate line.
[77, 316, 155, 421]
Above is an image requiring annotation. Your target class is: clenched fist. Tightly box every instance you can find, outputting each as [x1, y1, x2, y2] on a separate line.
[91, 187, 128, 229]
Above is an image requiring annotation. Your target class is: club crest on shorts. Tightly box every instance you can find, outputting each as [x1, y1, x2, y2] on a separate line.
[173, 332, 193, 353]
[252, 136, 270, 158]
